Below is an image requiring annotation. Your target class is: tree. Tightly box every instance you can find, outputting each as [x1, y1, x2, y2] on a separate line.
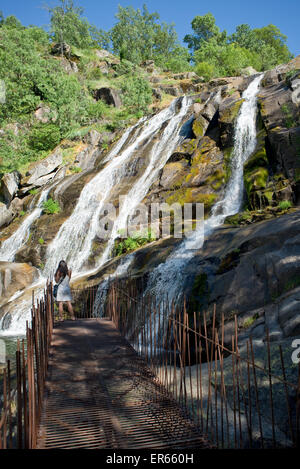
[253, 24, 293, 64]
[47, 0, 93, 55]
[107, 4, 188, 68]
[184, 13, 225, 52]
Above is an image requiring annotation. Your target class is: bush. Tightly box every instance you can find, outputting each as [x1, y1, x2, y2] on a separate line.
[121, 75, 152, 112]
[195, 62, 215, 81]
[42, 198, 61, 214]
[114, 230, 155, 256]
[29, 124, 61, 152]
[279, 200, 292, 210]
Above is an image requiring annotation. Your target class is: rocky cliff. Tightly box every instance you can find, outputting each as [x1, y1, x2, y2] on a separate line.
[1, 54, 300, 344]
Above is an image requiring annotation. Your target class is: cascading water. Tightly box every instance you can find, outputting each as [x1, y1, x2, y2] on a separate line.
[0, 188, 51, 262]
[144, 74, 264, 306]
[0, 96, 192, 335]
[43, 96, 192, 278]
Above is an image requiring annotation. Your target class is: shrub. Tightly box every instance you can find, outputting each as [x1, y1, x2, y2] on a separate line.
[29, 188, 38, 195]
[194, 62, 215, 81]
[42, 198, 61, 214]
[114, 230, 155, 256]
[279, 200, 292, 210]
[70, 166, 82, 173]
[28, 124, 61, 152]
[121, 75, 152, 112]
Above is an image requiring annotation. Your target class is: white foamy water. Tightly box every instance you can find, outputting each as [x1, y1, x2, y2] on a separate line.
[92, 254, 135, 317]
[144, 74, 264, 304]
[0, 189, 51, 262]
[1, 97, 192, 334]
[43, 97, 191, 278]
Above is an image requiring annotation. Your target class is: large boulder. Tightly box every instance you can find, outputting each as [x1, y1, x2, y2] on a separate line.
[94, 87, 122, 108]
[0, 171, 20, 204]
[0, 262, 39, 307]
[23, 150, 63, 187]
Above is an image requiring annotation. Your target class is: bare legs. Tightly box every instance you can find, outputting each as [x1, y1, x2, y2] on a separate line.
[58, 302, 75, 321]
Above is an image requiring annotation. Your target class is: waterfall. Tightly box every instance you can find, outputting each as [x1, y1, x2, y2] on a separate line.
[144, 74, 264, 304]
[0, 188, 51, 262]
[43, 96, 192, 278]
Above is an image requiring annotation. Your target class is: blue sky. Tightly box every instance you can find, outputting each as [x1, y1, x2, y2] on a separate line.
[0, 0, 299, 56]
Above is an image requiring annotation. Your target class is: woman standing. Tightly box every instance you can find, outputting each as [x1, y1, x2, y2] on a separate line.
[54, 260, 75, 321]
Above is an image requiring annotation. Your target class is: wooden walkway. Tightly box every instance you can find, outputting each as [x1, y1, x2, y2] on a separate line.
[36, 319, 210, 450]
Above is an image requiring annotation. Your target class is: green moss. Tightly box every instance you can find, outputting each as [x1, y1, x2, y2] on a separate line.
[244, 167, 269, 195]
[243, 313, 259, 329]
[176, 139, 198, 156]
[225, 211, 252, 225]
[219, 99, 244, 124]
[223, 147, 233, 182]
[192, 116, 206, 138]
[207, 169, 226, 191]
[166, 188, 217, 214]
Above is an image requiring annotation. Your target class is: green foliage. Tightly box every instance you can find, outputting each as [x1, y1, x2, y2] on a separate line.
[19, 210, 26, 217]
[184, 13, 224, 52]
[69, 165, 82, 173]
[121, 75, 152, 112]
[104, 5, 188, 68]
[42, 198, 61, 214]
[38, 237, 45, 245]
[47, 0, 94, 51]
[29, 189, 38, 195]
[243, 313, 259, 329]
[195, 62, 215, 81]
[186, 13, 293, 78]
[279, 200, 292, 210]
[29, 124, 61, 151]
[114, 230, 155, 256]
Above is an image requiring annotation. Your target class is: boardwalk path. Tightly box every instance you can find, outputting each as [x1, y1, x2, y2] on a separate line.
[36, 319, 210, 449]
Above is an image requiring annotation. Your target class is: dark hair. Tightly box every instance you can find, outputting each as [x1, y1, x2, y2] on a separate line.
[57, 260, 69, 278]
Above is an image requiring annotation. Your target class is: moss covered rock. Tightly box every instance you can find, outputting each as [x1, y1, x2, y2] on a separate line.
[192, 115, 209, 138]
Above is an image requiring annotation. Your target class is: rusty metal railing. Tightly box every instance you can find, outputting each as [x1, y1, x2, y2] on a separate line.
[77, 277, 300, 449]
[0, 283, 54, 449]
